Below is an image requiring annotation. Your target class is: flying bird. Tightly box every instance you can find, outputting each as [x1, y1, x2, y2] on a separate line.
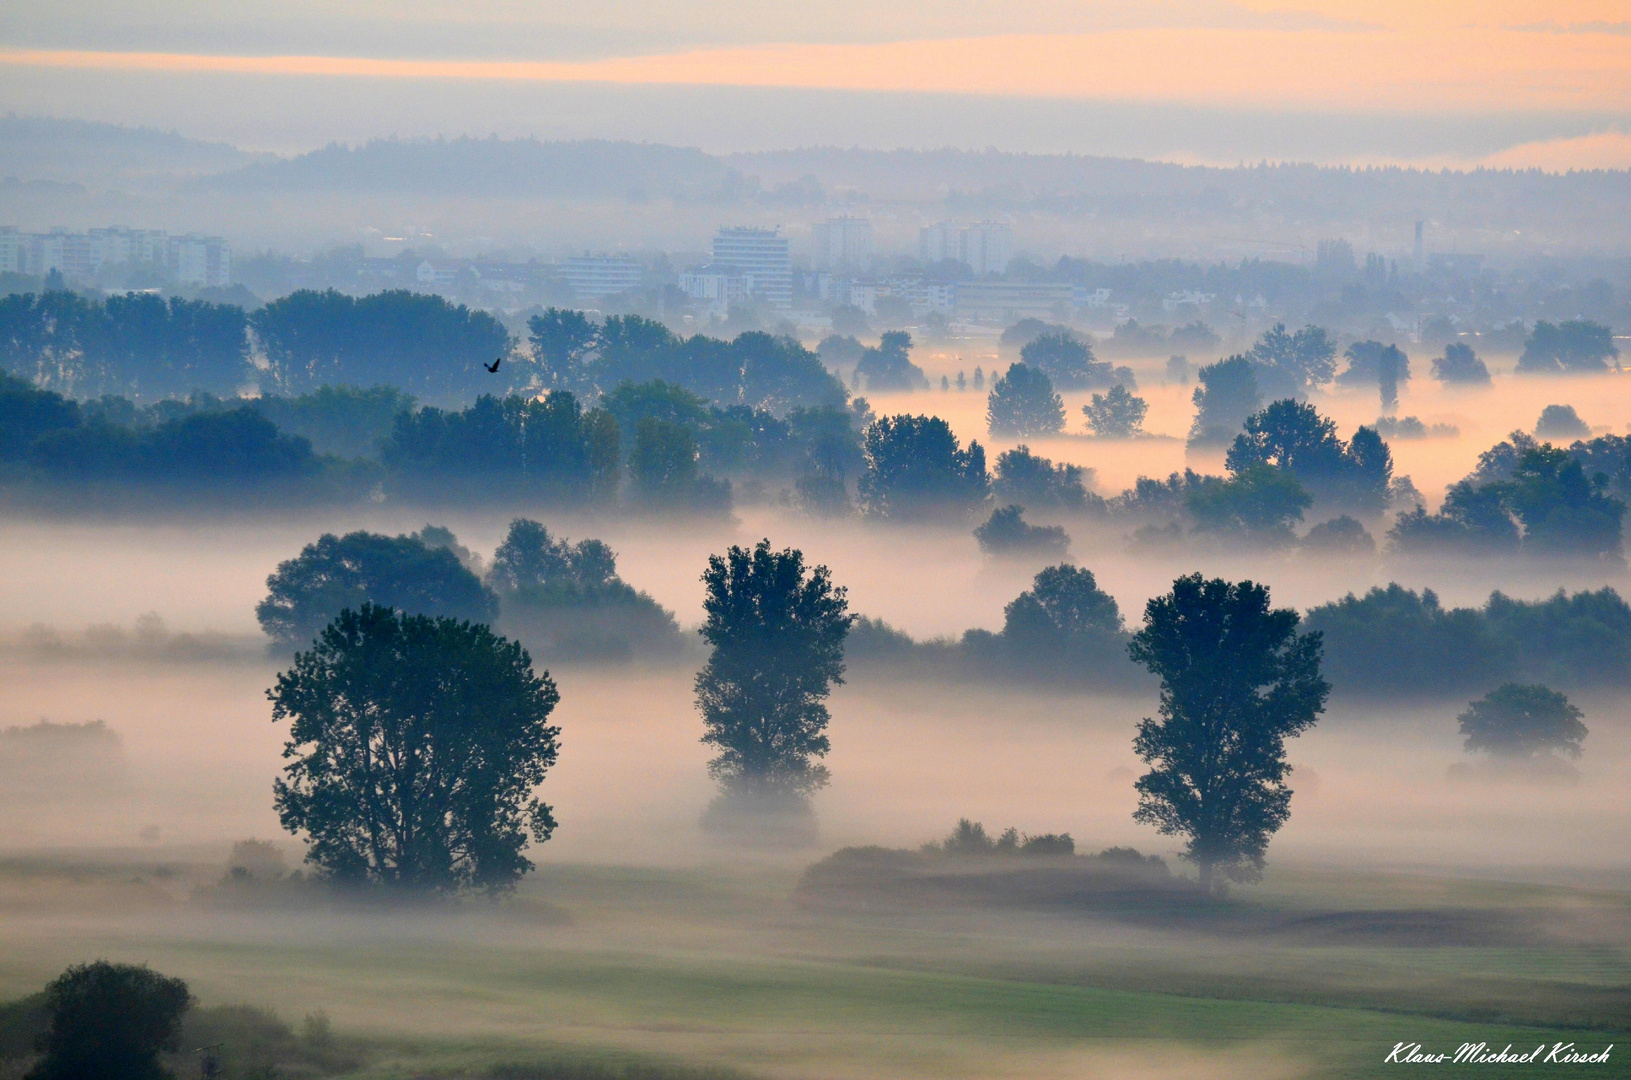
[484, 357, 502, 373]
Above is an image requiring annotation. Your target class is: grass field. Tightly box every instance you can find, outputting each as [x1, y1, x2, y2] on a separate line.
[0, 853, 1624, 1080]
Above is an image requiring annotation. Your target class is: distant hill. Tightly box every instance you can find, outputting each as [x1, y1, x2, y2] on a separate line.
[204, 136, 737, 199]
[0, 116, 258, 187]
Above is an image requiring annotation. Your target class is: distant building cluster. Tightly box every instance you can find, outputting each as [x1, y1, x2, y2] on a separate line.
[0, 226, 232, 288]
[920, 221, 1013, 277]
[679, 226, 795, 313]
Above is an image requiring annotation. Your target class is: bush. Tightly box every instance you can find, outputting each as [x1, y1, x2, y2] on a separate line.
[973, 505, 1070, 558]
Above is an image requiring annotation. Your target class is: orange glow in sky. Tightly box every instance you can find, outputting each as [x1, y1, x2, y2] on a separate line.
[2, 12, 1629, 114]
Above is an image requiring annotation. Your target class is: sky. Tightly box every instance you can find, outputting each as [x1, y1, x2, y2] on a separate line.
[1, 0, 1630, 165]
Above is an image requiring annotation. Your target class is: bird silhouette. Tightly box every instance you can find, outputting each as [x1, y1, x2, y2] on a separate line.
[484, 357, 502, 373]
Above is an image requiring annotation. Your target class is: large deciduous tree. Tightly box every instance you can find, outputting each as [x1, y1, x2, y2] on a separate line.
[1128, 574, 1328, 892]
[270, 604, 561, 893]
[694, 541, 853, 835]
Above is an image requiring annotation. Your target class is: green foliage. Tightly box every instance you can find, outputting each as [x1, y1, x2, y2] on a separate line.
[1187, 355, 1261, 446]
[254, 384, 414, 458]
[251, 289, 510, 399]
[973, 505, 1069, 557]
[527, 307, 598, 394]
[383, 392, 620, 503]
[855, 331, 928, 392]
[695, 540, 853, 802]
[1534, 404, 1589, 439]
[1458, 684, 1587, 760]
[0, 290, 249, 399]
[987, 362, 1065, 437]
[1518, 319, 1619, 374]
[0, 371, 80, 461]
[487, 519, 682, 660]
[29, 406, 320, 486]
[1389, 481, 1521, 555]
[1006, 564, 1123, 636]
[1301, 515, 1375, 554]
[1185, 464, 1313, 542]
[991, 445, 1099, 513]
[1338, 341, 1409, 410]
[1304, 584, 1631, 694]
[1129, 575, 1328, 889]
[1083, 384, 1148, 437]
[257, 530, 499, 648]
[1395, 445, 1625, 559]
[1248, 322, 1338, 398]
[1432, 342, 1491, 385]
[629, 417, 731, 512]
[270, 604, 561, 893]
[1503, 445, 1626, 556]
[859, 414, 988, 518]
[28, 962, 191, 1080]
[1018, 331, 1113, 389]
[1225, 399, 1392, 514]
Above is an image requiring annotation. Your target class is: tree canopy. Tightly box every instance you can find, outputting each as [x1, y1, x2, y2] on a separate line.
[1018, 331, 1113, 389]
[1128, 574, 1328, 890]
[695, 541, 853, 812]
[1518, 320, 1619, 374]
[855, 330, 929, 392]
[28, 961, 192, 1080]
[257, 530, 499, 648]
[973, 505, 1070, 558]
[991, 445, 1097, 513]
[987, 362, 1065, 438]
[1188, 355, 1261, 446]
[1458, 683, 1587, 760]
[1083, 384, 1148, 438]
[1225, 399, 1392, 514]
[859, 414, 988, 518]
[270, 604, 561, 893]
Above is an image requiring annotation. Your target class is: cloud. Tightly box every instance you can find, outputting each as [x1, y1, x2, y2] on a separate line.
[4, 22, 1630, 115]
[1511, 21, 1631, 35]
[1479, 130, 1631, 171]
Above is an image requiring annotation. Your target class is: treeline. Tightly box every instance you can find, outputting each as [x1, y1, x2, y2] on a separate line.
[0, 290, 854, 411]
[258, 520, 687, 662]
[849, 566, 1631, 698]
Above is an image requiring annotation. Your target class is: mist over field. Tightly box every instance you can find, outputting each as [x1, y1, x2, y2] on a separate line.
[3, 4, 1631, 1075]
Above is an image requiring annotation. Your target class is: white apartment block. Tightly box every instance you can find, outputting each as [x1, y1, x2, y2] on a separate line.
[711, 227, 792, 308]
[810, 216, 872, 273]
[0, 226, 231, 287]
[919, 220, 1013, 277]
[561, 255, 644, 301]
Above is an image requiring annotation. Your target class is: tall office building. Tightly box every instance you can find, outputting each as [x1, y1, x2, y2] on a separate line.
[711, 227, 792, 308]
[811, 216, 872, 272]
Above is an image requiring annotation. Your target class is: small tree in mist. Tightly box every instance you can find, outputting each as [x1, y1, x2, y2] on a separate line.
[1459, 683, 1587, 762]
[270, 604, 561, 893]
[1083, 384, 1148, 438]
[1128, 574, 1328, 893]
[695, 540, 853, 835]
[28, 961, 192, 1080]
[987, 362, 1065, 438]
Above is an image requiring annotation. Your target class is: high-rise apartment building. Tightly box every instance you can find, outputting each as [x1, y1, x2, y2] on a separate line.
[711, 227, 791, 308]
[919, 220, 1013, 277]
[810, 217, 872, 273]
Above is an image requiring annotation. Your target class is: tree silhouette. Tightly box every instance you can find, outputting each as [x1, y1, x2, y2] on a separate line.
[695, 541, 853, 823]
[1459, 683, 1587, 761]
[28, 962, 192, 1080]
[987, 362, 1065, 437]
[270, 604, 561, 893]
[1128, 575, 1328, 891]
